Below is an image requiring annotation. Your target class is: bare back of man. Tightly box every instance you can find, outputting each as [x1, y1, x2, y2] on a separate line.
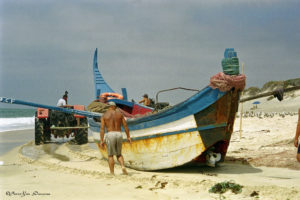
[100, 104, 131, 175]
[102, 109, 124, 132]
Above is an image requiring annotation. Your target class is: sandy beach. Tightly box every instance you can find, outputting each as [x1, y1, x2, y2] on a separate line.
[1, 97, 300, 200]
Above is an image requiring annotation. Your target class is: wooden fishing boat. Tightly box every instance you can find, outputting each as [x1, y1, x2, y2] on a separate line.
[89, 48, 246, 170]
[89, 86, 240, 170]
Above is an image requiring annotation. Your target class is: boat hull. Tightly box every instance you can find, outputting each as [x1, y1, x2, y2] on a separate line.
[89, 87, 240, 170]
[96, 129, 205, 170]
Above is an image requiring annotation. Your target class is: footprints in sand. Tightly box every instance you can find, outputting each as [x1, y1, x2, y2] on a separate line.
[149, 181, 168, 190]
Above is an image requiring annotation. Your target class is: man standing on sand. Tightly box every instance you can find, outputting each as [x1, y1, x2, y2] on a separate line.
[294, 108, 300, 163]
[100, 101, 131, 175]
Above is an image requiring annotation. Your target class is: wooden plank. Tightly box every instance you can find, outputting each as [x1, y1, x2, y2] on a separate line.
[50, 126, 89, 130]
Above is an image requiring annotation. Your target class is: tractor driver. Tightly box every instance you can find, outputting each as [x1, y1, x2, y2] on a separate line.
[57, 94, 72, 108]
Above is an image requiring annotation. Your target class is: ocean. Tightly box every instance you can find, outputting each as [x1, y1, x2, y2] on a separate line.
[0, 108, 35, 132]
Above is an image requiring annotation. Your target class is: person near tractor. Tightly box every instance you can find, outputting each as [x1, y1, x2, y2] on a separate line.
[100, 101, 131, 175]
[294, 108, 300, 163]
[57, 92, 72, 108]
[57, 94, 68, 107]
[139, 94, 150, 106]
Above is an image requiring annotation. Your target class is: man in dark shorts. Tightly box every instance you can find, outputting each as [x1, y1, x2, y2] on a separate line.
[100, 101, 131, 175]
[294, 108, 300, 163]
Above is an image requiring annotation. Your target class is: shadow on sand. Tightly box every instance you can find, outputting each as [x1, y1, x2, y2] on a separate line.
[156, 161, 262, 175]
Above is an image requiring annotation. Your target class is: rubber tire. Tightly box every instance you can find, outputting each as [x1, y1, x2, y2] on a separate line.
[57, 112, 65, 121]
[43, 121, 51, 142]
[75, 118, 88, 145]
[35, 114, 44, 145]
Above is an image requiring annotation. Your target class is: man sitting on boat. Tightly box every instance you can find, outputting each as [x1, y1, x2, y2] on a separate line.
[139, 94, 150, 106]
[99, 95, 107, 104]
[100, 101, 132, 175]
[294, 108, 300, 163]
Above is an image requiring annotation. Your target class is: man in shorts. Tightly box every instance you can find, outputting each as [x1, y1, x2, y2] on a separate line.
[100, 101, 131, 175]
[294, 108, 300, 163]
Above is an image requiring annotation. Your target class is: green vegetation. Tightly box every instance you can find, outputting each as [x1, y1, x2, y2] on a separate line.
[284, 78, 300, 88]
[244, 87, 261, 96]
[245, 78, 300, 94]
[209, 181, 243, 194]
[262, 81, 284, 91]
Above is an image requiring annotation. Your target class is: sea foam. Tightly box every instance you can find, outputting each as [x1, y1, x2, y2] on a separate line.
[0, 117, 34, 132]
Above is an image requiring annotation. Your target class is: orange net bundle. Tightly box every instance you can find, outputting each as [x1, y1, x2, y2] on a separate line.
[209, 72, 246, 92]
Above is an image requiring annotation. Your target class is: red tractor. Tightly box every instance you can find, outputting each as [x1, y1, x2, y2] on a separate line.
[35, 105, 88, 145]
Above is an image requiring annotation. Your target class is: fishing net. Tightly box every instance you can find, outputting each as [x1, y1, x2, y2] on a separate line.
[87, 101, 110, 113]
[209, 72, 246, 92]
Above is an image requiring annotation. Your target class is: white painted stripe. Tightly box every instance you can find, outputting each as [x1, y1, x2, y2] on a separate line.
[91, 115, 197, 141]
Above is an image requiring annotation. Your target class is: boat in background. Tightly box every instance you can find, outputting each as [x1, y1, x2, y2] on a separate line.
[89, 48, 246, 170]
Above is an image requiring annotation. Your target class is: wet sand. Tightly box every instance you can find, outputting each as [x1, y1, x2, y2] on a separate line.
[0, 113, 300, 199]
[0, 129, 33, 156]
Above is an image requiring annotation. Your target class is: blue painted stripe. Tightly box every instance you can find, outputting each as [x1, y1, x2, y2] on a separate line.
[93, 123, 227, 142]
[125, 87, 225, 130]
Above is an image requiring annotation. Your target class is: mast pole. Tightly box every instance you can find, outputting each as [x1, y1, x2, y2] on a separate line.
[239, 63, 245, 139]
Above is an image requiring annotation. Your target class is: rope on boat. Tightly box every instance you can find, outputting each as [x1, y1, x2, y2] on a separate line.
[209, 72, 246, 92]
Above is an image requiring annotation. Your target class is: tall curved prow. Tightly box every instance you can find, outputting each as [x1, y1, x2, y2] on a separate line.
[93, 48, 115, 100]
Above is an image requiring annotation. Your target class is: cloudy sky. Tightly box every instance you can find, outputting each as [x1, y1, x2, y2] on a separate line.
[0, 0, 299, 108]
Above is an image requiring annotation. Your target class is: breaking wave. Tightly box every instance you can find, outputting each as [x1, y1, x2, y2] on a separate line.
[0, 117, 34, 132]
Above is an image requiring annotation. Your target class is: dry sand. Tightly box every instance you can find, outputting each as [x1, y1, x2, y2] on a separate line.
[1, 96, 300, 200]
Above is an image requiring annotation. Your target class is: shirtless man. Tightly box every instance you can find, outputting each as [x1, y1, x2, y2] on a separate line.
[294, 108, 300, 163]
[100, 101, 131, 175]
[139, 94, 150, 106]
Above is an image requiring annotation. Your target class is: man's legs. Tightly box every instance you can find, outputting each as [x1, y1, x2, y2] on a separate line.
[117, 155, 128, 175]
[108, 156, 115, 175]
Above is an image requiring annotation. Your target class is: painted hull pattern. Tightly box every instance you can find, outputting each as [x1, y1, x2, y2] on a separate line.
[89, 86, 240, 170]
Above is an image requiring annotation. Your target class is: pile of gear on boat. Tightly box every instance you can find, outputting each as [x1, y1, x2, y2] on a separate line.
[86, 92, 169, 119]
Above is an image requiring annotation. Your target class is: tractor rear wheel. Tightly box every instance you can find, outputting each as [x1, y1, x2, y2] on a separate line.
[35, 114, 44, 145]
